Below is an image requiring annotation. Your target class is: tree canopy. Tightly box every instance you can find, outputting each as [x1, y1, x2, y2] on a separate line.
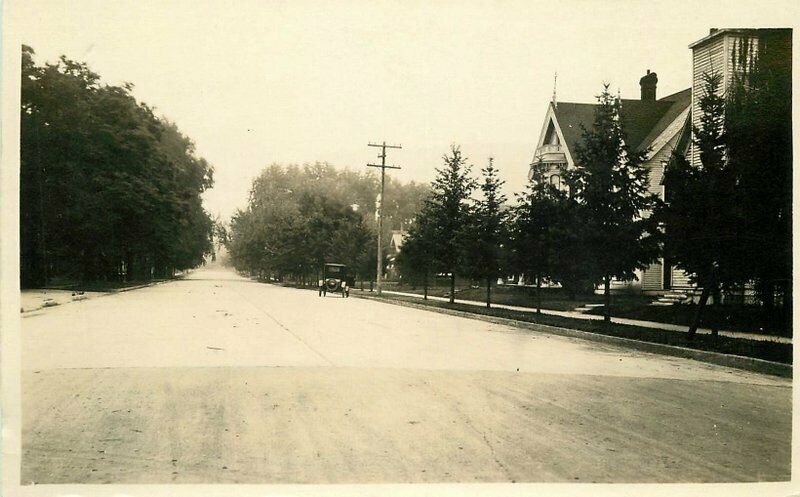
[226, 162, 429, 283]
[20, 46, 215, 287]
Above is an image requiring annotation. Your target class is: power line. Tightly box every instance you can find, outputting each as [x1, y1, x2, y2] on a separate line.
[367, 141, 402, 296]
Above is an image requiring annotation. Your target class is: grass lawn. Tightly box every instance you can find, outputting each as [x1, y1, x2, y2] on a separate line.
[384, 280, 791, 338]
[385, 281, 652, 312]
[586, 302, 791, 338]
[368, 293, 791, 365]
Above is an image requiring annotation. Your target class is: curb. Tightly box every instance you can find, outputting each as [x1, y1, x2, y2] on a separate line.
[354, 293, 792, 378]
[21, 273, 188, 314]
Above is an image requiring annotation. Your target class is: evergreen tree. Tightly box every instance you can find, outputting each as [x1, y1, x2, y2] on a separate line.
[659, 73, 738, 337]
[424, 145, 477, 303]
[660, 31, 792, 336]
[508, 160, 565, 313]
[463, 158, 507, 307]
[726, 31, 792, 325]
[565, 85, 661, 322]
[396, 207, 438, 299]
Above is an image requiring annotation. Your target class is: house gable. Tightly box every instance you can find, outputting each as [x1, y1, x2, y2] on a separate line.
[530, 103, 574, 179]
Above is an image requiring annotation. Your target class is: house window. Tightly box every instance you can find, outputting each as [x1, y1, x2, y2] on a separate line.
[549, 174, 561, 188]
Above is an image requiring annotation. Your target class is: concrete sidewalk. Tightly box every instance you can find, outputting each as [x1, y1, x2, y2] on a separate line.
[374, 290, 792, 345]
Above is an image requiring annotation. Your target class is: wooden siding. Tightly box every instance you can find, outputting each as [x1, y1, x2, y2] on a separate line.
[691, 36, 725, 165]
[641, 261, 663, 291]
[691, 33, 758, 166]
[670, 267, 694, 290]
[644, 132, 680, 199]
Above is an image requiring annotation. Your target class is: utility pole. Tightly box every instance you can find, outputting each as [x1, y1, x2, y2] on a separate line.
[367, 141, 402, 296]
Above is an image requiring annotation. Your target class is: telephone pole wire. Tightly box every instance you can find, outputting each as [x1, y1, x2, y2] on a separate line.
[367, 141, 402, 296]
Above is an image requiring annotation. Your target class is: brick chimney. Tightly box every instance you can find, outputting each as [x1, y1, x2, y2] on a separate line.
[639, 69, 658, 101]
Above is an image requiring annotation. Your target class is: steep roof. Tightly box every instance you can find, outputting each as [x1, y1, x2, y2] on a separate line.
[552, 88, 690, 156]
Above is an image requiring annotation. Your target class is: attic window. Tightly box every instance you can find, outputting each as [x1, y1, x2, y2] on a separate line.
[545, 121, 560, 145]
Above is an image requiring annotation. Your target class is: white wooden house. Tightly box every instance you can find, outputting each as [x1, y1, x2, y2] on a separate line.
[528, 27, 789, 296]
[531, 71, 691, 293]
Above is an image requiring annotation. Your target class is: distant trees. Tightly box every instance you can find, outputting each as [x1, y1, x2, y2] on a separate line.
[20, 46, 214, 287]
[226, 162, 428, 284]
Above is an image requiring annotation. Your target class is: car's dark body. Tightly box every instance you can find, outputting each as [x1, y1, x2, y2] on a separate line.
[318, 263, 352, 297]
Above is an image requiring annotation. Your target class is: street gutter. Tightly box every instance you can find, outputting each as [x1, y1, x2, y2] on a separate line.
[21, 271, 190, 315]
[353, 292, 792, 378]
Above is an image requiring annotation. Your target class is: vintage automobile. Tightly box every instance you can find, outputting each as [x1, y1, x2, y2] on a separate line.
[318, 263, 351, 297]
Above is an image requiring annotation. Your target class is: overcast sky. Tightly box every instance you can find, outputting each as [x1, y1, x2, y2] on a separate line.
[10, 0, 797, 220]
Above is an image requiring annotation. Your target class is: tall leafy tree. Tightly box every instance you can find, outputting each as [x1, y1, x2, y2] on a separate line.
[227, 162, 427, 285]
[20, 46, 214, 287]
[565, 85, 661, 322]
[463, 158, 507, 307]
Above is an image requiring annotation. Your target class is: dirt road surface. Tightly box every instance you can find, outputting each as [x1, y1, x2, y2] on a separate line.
[21, 267, 791, 484]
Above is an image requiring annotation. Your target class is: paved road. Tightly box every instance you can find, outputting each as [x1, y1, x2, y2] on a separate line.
[21, 267, 791, 484]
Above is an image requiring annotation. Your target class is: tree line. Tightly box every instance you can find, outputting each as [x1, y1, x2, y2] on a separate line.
[226, 162, 429, 284]
[399, 31, 791, 334]
[398, 93, 659, 323]
[21, 46, 215, 287]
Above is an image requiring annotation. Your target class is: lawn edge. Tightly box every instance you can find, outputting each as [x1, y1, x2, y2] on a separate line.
[354, 292, 792, 378]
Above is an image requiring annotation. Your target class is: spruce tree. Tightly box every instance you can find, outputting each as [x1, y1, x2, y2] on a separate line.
[565, 85, 661, 322]
[464, 158, 507, 307]
[425, 145, 476, 304]
[508, 160, 565, 313]
[726, 31, 792, 327]
[659, 73, 733, 337]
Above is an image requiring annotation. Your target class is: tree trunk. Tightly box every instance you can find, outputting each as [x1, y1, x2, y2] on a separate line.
[423, 271, 428, 300]
[688, 285, 712, 338]
[604, 276, 611, 323]
[536, 273, 542, 315]
[783, 280, 792, 334]
[450, 272, 456, 304]
[486, 276, 492, 308]
[710, 285, 721, 337]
